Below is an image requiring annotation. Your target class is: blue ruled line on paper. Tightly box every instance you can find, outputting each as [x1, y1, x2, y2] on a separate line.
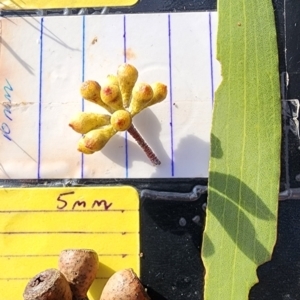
[123, 15, 127, 63]
[123, 15, 129, 178]
[37, 17, 44, 180]
[168, 14, 174, 177]
[81, 15, 86, 179]
[208, 12, 215, 103]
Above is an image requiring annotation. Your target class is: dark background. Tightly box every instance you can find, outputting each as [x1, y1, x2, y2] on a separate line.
[2, 0, 300, 299]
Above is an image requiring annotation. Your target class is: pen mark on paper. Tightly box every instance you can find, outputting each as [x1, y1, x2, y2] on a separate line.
[1, 101, 34, 107]
[15, 16, 81, 52]
[0, 163, 11, 179]
[1, 39, 34, 75]
[10, 139, 37, 162]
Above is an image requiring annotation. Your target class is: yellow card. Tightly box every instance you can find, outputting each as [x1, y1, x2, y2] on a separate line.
[0, 0, 137, 10]
[0, 186, 140, 299]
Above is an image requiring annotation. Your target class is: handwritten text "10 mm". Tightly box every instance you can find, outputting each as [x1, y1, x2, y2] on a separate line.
[1, 79, 13, 141]
[57, 191, 113, 210]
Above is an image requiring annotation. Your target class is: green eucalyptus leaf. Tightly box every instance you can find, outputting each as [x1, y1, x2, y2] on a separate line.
[201, 0, 281, 299]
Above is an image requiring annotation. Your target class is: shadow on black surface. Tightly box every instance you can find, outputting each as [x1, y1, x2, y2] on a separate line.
[141, 197, 205, 300]
[146, 287, 169, 300]
[142, 193, 206, 249]
[139, 129, 209, 299]
[249, 201, 300, 300]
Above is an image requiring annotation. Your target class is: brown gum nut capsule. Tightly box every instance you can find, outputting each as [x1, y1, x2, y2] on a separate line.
[58, 249, 99, 300]
[23, 268, 72, 300]
[100, 268, 151, 300]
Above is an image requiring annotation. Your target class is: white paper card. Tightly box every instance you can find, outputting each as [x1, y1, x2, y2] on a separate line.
[0, 12, 221, 179]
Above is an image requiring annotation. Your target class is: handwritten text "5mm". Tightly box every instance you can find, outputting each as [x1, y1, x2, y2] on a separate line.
[56, 191, 113, 210]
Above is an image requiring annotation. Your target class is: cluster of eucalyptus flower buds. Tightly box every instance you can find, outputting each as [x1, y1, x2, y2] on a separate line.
[69, 63, 167, 165]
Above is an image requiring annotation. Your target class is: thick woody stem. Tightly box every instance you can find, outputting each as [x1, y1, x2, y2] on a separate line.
[127, 124, 161, 166]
